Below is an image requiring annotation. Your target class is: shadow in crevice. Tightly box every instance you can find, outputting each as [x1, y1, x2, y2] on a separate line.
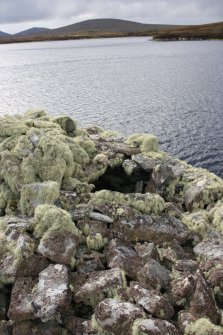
[93, 166, 151, 194]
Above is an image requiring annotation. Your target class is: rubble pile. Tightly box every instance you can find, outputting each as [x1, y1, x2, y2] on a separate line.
[0, 110, 223, 335]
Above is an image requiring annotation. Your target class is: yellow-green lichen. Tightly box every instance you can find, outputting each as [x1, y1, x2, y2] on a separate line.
[86, 233, 108, 251]
[209, 200, 223, 234]
[181, 211, 209, 237]
[33, 204, 80, 239]
[90, 190, 165, 215]
[91, 314, 110, 335]
[184, 318, 223, 335]
[20, 181, 60, 216]
[126, 133, 159, 153]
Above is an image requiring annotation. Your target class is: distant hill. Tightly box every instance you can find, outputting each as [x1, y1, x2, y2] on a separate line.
[50, 18, 177, 35]
[0, 19, 222, 44]
[15, 27, 50, 36]
[0, 31, 11, 37]
[153, 21, 223, 40]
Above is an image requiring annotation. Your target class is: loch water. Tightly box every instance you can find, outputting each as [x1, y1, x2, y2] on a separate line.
[0, 37, 222, 177]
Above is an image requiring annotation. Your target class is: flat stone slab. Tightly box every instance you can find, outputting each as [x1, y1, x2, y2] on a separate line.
[112, 214, 190, 244]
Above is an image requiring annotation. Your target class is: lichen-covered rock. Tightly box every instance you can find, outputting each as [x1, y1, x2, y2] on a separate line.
[194, 238, 223, 261]
[92, 298, 145, 335]
[20, 181, 60, 216]
[91, 190, 165, 215]
[33, 204, 80, 239]
[209, 200, 223, 234]
[12, 320, 68, 335]
[181, 211, 209, 238]
[129, 283, 174, 319]
[126, 133, 159, 153]
[137, 259, 170, 291]
[135, 242, 160, 263]
[72, 268, 126, 307]
[184, 318, 223, 335]
[63, 316, 97, 335]
[133, 318, 180, 335]
[112, 213, 190, 244]
[199, 259, 223, 304]
[32, 264, 70, 322]
[37, 230, 79, 266]
[105, 238, 143, 279]
[189, 271, 220, 324]
[170, 274, 196, 307]
[8, 277, 37, 321]
[0, 321, 13, 335]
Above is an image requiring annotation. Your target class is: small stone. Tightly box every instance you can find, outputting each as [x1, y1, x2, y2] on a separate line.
[0, 321, 13, 335]
[73, 268, 126, 307]
[37, 231, 79, 265]
[170, 274, 196, 307]
[12, 320, 67, 335]
[8, 277, 37, 321]
[105, 238, 143, 280]
[135, 318, 180, 335]
[194, 238, 223, 261]
[32, 264, 70, 322]
[93, 298, 145, 335]
[112, 214, 190, 244]
[189, 270, 220, 324]
[20, 181, 60, 216]
[129, 283, 174, 319]
[64, 316, 96, 335]
[138, 259, 170, 291]
[135, 242, 160, 263]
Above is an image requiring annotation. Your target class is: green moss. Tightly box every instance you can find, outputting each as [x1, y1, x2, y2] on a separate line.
[13, 135, 34, 159]
[100, 130, 123, 141]
[90, 190, 165, 215]
[86, 233, 108, 251]
[0, 183, 13, 212]
[184, 318, 223, 335]
[132, 319, 145, 335]
[209, 200, 223, 234]
[33, 204, 80, 239]
[181, 211, 208, 237]
[0, 115, 28, 137]
[0, 151, 22, 194]
[24, 109, 46, 119]
[20, 181, 60, 216]
[91, 315, 110, 335]
[93, 153, 109, 166]
[62, 177, 93, 193]
[126, 133, 159, 153]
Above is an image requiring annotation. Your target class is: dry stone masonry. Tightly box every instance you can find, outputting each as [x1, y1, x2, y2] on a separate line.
[0, 110, 223, 334]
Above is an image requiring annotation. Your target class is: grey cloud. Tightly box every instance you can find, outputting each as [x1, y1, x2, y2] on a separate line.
[0, 0, 222, 25]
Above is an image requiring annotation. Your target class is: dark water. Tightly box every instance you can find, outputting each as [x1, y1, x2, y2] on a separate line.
[0, 37, 222, 177]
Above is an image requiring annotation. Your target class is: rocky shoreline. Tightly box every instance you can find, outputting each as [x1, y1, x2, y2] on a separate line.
[0, 110, 223, 335]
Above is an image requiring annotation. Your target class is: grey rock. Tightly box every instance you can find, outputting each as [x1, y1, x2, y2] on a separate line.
[136, 318, 180, 335]
[129, 283, 174, 319]
[105, 238, 143, 280]
[112, 214, 190, 244]
[138, 259, 170, 291]
[93, 298, 145, 335]
[32, 264, 70, 322]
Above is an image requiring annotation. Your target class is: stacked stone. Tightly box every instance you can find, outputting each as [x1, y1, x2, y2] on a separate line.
[0, 110, 223, 335]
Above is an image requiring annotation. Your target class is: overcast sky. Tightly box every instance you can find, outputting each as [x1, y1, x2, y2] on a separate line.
[0, 0, 222, 34]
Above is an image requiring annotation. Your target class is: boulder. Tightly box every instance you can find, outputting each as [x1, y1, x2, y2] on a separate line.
[72, 267, 126, 307]
[8, 277, 37, 321]
[129, 283, 174, 319]
[194, 238, 223, 261]
[105, 238, 143, 279]
[20, 181, 60, 216]
[134, 318, 180, 335]
[93, 298, 145, 335]
[37, 230, 79, 266]
[112, 214, 189, 244]
[137, 259, 170, 291]
[32, 264, 70, 322]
